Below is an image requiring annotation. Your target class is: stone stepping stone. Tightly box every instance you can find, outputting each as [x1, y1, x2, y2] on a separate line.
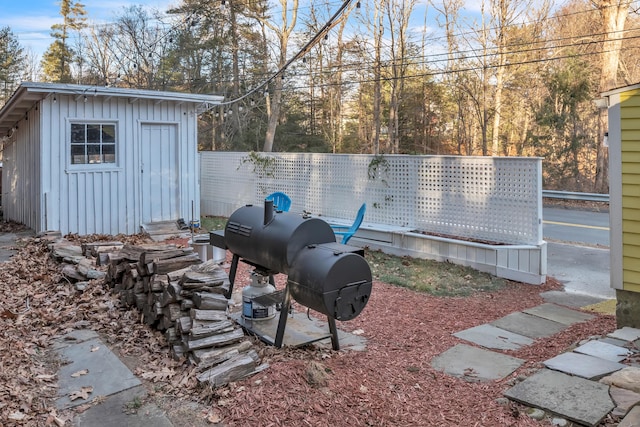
[574, 340, 633, 362]
[609, 327, 640, 342]
[453, 324, 534, 350]
[619, 405, 640, 427]
[544, 352, 626, 380]
[55, 336, 141, 409]
[601, 367, 640, 394]
[522, 302, 594, 325]
[504, 369, 614, 427]
[430, 343, 524, 382]
[540, 290, 606, 309]
[490, 312, 567, 339]
[599, 336, 630, 347]
[609, 386, 640, 418]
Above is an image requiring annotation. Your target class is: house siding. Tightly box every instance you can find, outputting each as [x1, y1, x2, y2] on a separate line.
[3, 108, 41, 231]
[620, 89, 640, 292]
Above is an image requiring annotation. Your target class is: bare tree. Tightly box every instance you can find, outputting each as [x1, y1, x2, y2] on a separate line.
[249, 0, 299, 152]
[595, 0, 629, 192]
[386, 0, 418, 154]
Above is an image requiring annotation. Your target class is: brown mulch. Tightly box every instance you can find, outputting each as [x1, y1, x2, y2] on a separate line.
[0, 230, 617, 427]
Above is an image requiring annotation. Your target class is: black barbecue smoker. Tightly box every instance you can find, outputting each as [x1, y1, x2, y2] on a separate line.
[210, 200, 372, 350]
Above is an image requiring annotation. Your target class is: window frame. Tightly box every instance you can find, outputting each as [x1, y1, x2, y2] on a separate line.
[67, 119, 119, 170]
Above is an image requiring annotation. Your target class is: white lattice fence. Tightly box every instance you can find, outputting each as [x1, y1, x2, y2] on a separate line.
[199, 152, 543, 246]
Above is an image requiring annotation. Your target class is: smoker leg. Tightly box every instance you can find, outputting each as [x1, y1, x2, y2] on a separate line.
[225, 254, 240, 299]
[327, 316, 340, 351]
[274, 286, 291, 348]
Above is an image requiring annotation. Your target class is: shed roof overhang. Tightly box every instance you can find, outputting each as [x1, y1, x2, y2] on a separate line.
[0, 82, 224, 137]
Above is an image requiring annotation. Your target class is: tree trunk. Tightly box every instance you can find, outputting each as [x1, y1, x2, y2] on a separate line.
[595, 0, 629, 192]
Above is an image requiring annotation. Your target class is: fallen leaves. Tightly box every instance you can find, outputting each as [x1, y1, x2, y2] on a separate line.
[69, 386, 93, 401]
[70, 369, 89, 378]
[0, 228, 619, 427]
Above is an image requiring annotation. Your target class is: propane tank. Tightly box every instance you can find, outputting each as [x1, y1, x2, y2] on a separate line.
[242, 270, 276, 320]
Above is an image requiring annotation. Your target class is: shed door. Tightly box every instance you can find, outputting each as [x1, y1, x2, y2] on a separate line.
[140, 123, 179, 223]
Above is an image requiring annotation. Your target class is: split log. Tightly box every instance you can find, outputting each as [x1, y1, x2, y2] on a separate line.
[192, 292, 228, 311]
[159, 316, 175, 331]
[189, 320, 234, 338]
[180, 271, 227, 286]
[134, 292, 146, 310]
[196, 350, 263, 387]
[76, 258, 106, 280]
[190, 309, 227, 322]
[165, 327, 179, 343]
[61, 263, 85, 281]
[186, 328, 245, 351]
[81, 241, 124, 257]
[50, 243, 84, 264]
[162, 303, 184, 322]
[176, 316, 192, 334]
[118, 243, 178, 263]
[166, 282, 183, 300]
[139, 248, 194, 266]
[96, 252, 111, 267]
[192, 340, 253, 366]
[171, 344, 186, 361]
[181, 299, 194, 311]
[152, 253, 202, 275]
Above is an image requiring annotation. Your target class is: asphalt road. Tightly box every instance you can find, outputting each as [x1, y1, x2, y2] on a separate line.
[543, 207, 609, 247]
[542, 207, 614, 299]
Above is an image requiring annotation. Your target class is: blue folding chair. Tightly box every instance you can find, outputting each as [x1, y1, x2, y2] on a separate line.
[331, 203, 366, 244]
[265, 191, 292, 212]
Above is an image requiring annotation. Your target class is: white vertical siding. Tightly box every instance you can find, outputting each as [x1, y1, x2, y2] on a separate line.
[3, 107, 41, 230]
[7, 93, 199, 235]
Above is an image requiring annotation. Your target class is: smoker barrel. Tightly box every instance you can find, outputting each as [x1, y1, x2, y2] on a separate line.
[224, 204, 337, 274]
[288, 243, 372, 321]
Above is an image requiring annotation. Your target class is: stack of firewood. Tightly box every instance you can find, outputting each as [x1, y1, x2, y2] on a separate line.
[50, 238, 267, 387]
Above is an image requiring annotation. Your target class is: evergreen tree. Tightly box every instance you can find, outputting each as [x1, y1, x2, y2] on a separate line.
[0, 26, 26, 105]
[40, 0, 87, 82]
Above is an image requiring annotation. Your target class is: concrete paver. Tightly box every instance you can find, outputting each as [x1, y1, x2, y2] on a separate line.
[55, 335, 142, 409]
[546, 242, 614, 299]
[609, 327, 640, 342]
[430, 344, 524, 382]
[609, 386, 640, 417]
[573, 340, 633, 362]
[504, 369, 614, 427]
[70, 386, 172, 427]
[599, 336, 630, 347]
[490, 312, 567, 339]
[619, 406, 640, 427]
[522, 302, 594, 325]
[453, 324, 534, 350]
[601, 367, 640, 394]
[540, 290, 608, 309]
[543, 352, 626, 380]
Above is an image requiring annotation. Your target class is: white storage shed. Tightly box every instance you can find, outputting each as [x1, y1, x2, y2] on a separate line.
[0, 82, 222, 235]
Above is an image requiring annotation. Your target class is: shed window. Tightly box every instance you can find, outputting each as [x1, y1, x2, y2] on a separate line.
[70, 123, 116, 164]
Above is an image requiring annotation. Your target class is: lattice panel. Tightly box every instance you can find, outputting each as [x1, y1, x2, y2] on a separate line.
[200, 153, 543, 245]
